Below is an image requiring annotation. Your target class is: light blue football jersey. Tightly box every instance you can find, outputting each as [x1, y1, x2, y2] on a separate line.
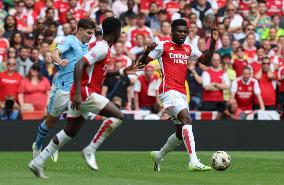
[53, 35, 88, 91]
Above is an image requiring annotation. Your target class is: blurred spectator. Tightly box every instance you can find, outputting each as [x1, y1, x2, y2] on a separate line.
[128, 13, 153, 46]
[201, 53, 230, 112]
[226, 3, 243, 39]
[35, 33, 45, 47]
[101, 61, 132, 109]
[18, 64, 50, 112]
[189, 12, 202, 29]
[23, 32, 35, 48]
[7, 47, 17, 59]
[39, 0, 59, 22]
[3, 15, 17, 39]
[33, 18, 46, 37]
[191, 0, 214, 22]
[232, 46, 248, 77]
[0, 26, 9, 63]
[42, 52, 56, 83]
[130, 34, 145, 56]
[243, 33, 257, 62]
[231, 39, 241, 59]
[185, 22, 200, 49]
[119, 0, 136, 26]
[39, 42, 50, 61]
[68, 18, 78, 35]
[13, 0, 33, 33]
[143, 103, 161, 120]
[154, 21, 171, 42]
[217, 33, 232, 56]
[90, 0, 110, 25]
[134, 65, 160, 110]
[54, 23, 72, 45]
[9, 31, 24, 53]
[0, 58, 22, 103]
[187, 60, 203, 110]
[221, 54, 236, 101]
[111, 41, 132, 68]
[111, 0, 128, 18]
[250, 47, 265, 76]
[30, 47, 49, 78]
[224, 98, 247, 120]
[0, 95, 20, 120]
[262, 39, 275, 58]
[239, 23, 260, 43]
[16, 46, 33, 77]
[254, 57, 277, 110]
[146, 2, 160, 33]
[255, 1, 272, 38]
[231, 66, 264, 111]
[44, 8, 58, 26]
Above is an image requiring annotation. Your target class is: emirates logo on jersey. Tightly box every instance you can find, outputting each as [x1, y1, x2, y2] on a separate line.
[169, 53, 189, 64]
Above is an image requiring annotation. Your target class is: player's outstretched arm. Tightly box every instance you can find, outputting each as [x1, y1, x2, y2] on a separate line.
[137, 43, 158, 69]
[197, 27, 219, 66]
[71, 59, 87, 110]
[51, 48, 69, 67]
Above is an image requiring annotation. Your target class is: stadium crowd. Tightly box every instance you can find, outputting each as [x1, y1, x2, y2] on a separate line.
[0, 0, 283, 120]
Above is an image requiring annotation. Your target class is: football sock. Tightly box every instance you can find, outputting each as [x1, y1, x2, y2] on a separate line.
[182, 125, 199, 164]
[36, 130, 71, 165]
[157, 133, 183, 161]
[86, 118, 122, 152]
[35, 121, 49, 150]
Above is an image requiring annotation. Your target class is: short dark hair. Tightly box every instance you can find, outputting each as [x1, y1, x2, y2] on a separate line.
[243, 66, 251, 72]
[102, 17, 121, 34]
[171, 19, 187, 31]
[77, 18, 96, 30]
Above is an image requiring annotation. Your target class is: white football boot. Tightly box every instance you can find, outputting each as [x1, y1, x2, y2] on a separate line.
[150, 151, 161, 172]
[28, 160, 48, 179]
[82, 147, 98, 170]
[50, 150, 58, 163]
[188, 161, 211, 171]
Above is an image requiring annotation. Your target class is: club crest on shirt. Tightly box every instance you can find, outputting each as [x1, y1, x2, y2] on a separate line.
[91, 52, 96, 58]
[184, 47, 189, 53]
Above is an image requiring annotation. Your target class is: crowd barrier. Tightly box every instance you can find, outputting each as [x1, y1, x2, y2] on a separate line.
[0, 120, 283, 151]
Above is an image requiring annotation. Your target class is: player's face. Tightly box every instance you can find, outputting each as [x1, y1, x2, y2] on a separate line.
[80, 28, 95, 44]
[172, 25, 188, 45]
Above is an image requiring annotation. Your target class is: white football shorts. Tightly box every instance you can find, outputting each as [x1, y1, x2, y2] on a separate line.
[47, 84, 70, 117]
[67, 92, 110, 119]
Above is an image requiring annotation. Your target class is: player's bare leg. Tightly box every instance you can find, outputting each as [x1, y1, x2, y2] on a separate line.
[29, 116, 85, 178]
[177, 109, 211, 171]
[82, 101, 124, 170]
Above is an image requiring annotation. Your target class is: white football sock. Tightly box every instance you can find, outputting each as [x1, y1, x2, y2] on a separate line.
[157, 133, 183, 161]
[182, 124, 199, 164]
[36, 130, 72, 166]
[86, 118, 122, 152]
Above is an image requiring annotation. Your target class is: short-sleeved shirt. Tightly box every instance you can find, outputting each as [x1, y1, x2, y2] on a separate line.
[18, 77, 51, 111]
[0, 71, 22, 101]
[149, 41, 202, 95]
[53, 35, 88, 91]
[70, 40, 110, 101]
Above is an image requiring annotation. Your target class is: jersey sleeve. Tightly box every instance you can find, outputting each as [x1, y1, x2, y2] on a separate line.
[56, 36, 71, 54]
[202, 71, 211, 87]
[230, 79, 238, 93]
[148, 42, 163, 60]
[133, 78, 142, 92]
[83, 42, 108, 66]
[222, 73, 231, 87]
[253, 80, 261, 95]
[188, 44, 202, 61]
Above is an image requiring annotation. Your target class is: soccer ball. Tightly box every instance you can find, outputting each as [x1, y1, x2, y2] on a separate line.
[211, 151, 231, 171]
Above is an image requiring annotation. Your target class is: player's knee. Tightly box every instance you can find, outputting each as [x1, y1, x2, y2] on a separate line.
[180, 116, 192, 125]
[115, 112, 125, 121]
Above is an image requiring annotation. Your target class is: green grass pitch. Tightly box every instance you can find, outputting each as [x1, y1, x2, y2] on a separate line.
[1, 151, 284, 185]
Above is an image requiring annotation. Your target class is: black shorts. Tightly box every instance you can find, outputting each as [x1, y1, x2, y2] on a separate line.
[201, 101, 226, 111]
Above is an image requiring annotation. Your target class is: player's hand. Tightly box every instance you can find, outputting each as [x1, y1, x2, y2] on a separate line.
[211, 26, 219, 42]
[58, 59, 69, 67]
[145, 42, 158, 53]
[71, 93, 82, 110]
[123, 63, 138, 75]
